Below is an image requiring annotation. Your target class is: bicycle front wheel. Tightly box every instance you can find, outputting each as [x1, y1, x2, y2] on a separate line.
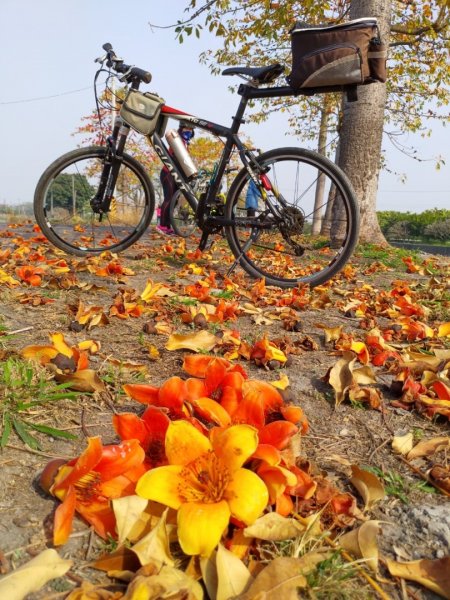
[34, 146, 155, 256]
[169, 190, 197, 237]
[225, 147, 359, 288]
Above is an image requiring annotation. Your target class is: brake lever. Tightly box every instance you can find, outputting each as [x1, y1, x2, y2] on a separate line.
[95, 53, 108, 64]
[118, 66, 133, 82]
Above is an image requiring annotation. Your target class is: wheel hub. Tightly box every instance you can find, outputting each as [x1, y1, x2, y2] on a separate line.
[279, 206, 305, 236]
[279, 206, 306, 257]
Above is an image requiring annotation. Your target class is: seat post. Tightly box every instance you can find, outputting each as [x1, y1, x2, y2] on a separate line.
[230, 92, 250, 135]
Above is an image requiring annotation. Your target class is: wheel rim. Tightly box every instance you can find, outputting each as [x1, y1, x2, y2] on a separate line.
[229, 153, 356, 286]
[41, 152, 150, 253]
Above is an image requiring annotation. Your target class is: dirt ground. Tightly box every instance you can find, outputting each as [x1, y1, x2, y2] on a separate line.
[0, 222, 449, 599]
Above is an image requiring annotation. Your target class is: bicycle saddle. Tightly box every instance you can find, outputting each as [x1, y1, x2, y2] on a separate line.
[222, 63, 285, 84]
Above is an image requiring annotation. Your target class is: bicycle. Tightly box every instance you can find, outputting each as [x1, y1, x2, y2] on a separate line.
[34, 43, 360, 288]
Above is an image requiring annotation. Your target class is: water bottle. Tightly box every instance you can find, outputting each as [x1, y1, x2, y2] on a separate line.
[165, 129, 198, 179]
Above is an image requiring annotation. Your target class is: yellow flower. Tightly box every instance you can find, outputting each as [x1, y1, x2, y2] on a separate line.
[136, 421, 268, 556]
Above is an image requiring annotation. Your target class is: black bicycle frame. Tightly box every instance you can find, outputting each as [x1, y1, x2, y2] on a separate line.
[98, 82, 313, 224]
[151, 83, 301, 227]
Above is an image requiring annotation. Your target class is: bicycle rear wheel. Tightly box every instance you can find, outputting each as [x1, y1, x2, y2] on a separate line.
[169, 190, 197, 237]
[225, 147, 359, 288]
[34, 146, 155, 256]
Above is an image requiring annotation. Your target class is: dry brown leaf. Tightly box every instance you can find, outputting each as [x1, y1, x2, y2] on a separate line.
[54, 369, 106, 393]
[429, 465, 450, 493]
[166, 331, 219, 352]
[237, 553, 327, 600]
[243, 512, 306, 541]
[315, 323, 343, 343]
[352, 365, 377, 385]
[348, 386, 382, 410]
[253, 314, 274, 326]
[350, 465, 385, 511]
[200, 554, 218, 600]
[91, 546, 141, 576]
[386, 557, 450, 599]
[392, 432, 414, 456]
[103, 357, 148, 373]
[0, 548, 72, 600]
[327, 351, 356, 406]
[112, 495, 148, 546]
[216, 544, 253, 600]
[406, 437, 450, 460]
[339, 520, 381, 572]
[327, 454, 352, 467]
[130, 508, 174, 567]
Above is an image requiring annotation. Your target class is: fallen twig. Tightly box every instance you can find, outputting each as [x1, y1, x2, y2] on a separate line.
[2, 326, 34, 335]
[325, 538, 391, 600]
[397, 455, 450, 497]
[6, 444, 71, 460]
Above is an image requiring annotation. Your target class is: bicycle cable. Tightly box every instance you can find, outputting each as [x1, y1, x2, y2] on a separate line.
[93, 68, 120, 144]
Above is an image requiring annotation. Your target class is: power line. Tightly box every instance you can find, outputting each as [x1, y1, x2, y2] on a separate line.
[380, 190, 450, 193]
[0, 86, 92, 105]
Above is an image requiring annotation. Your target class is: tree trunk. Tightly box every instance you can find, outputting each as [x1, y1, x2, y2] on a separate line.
[336, 0, 391, 245]
[312, 97, 331, 234]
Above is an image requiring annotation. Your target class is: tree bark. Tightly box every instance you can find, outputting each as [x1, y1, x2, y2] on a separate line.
[312, 97, 331, 234]
[336, 0, 391, 245]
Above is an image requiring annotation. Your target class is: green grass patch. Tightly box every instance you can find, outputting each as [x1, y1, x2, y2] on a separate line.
[0, 358, 79, 449]
[306, 551, 373, 600]
[363, 465, 436, 503]
[355, 243, 420, 270]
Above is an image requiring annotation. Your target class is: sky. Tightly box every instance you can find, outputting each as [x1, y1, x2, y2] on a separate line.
[1, 0, 448, 213]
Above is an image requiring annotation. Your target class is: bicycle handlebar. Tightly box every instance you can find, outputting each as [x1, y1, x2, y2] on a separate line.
[99, 43, 152, 85]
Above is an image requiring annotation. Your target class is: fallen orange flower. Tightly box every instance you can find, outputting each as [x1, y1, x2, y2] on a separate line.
[136, 421, 268, 556]
[123, 376, 209, 431]
[16, 265, 46, 286]
[21, 332, 90, 372]
[123, 376, 188, 417]
[113, 406, 171, 468]
[41, 437, 146, 545]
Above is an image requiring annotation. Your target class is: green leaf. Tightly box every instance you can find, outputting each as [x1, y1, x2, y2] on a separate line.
[12, 419, 41, 450]
[0, 413, 12, 448]
[25, 422, 77, 440]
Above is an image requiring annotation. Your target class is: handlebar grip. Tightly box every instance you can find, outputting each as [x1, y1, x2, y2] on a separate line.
[131, 67, 152, 84]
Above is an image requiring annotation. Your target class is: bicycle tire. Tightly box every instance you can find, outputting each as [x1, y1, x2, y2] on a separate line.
[34, 146, 155, 256]
[224, 147, 359, 288]
[169, 189, 197, 238]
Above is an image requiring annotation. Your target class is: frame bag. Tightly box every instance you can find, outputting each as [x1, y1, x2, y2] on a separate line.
[120, 90, 165, 135]
[287, 18, 387, 92]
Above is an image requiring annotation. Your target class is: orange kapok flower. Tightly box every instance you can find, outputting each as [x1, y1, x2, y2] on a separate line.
[44, 437, 145, 545]
[136, 421, 268, 556]
[113, 406, 170, 467]
[16, 265, 45, 286]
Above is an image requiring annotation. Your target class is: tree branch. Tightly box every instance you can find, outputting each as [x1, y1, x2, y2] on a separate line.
[148, 0, 220, 30]
[391, 6, 449, 36]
